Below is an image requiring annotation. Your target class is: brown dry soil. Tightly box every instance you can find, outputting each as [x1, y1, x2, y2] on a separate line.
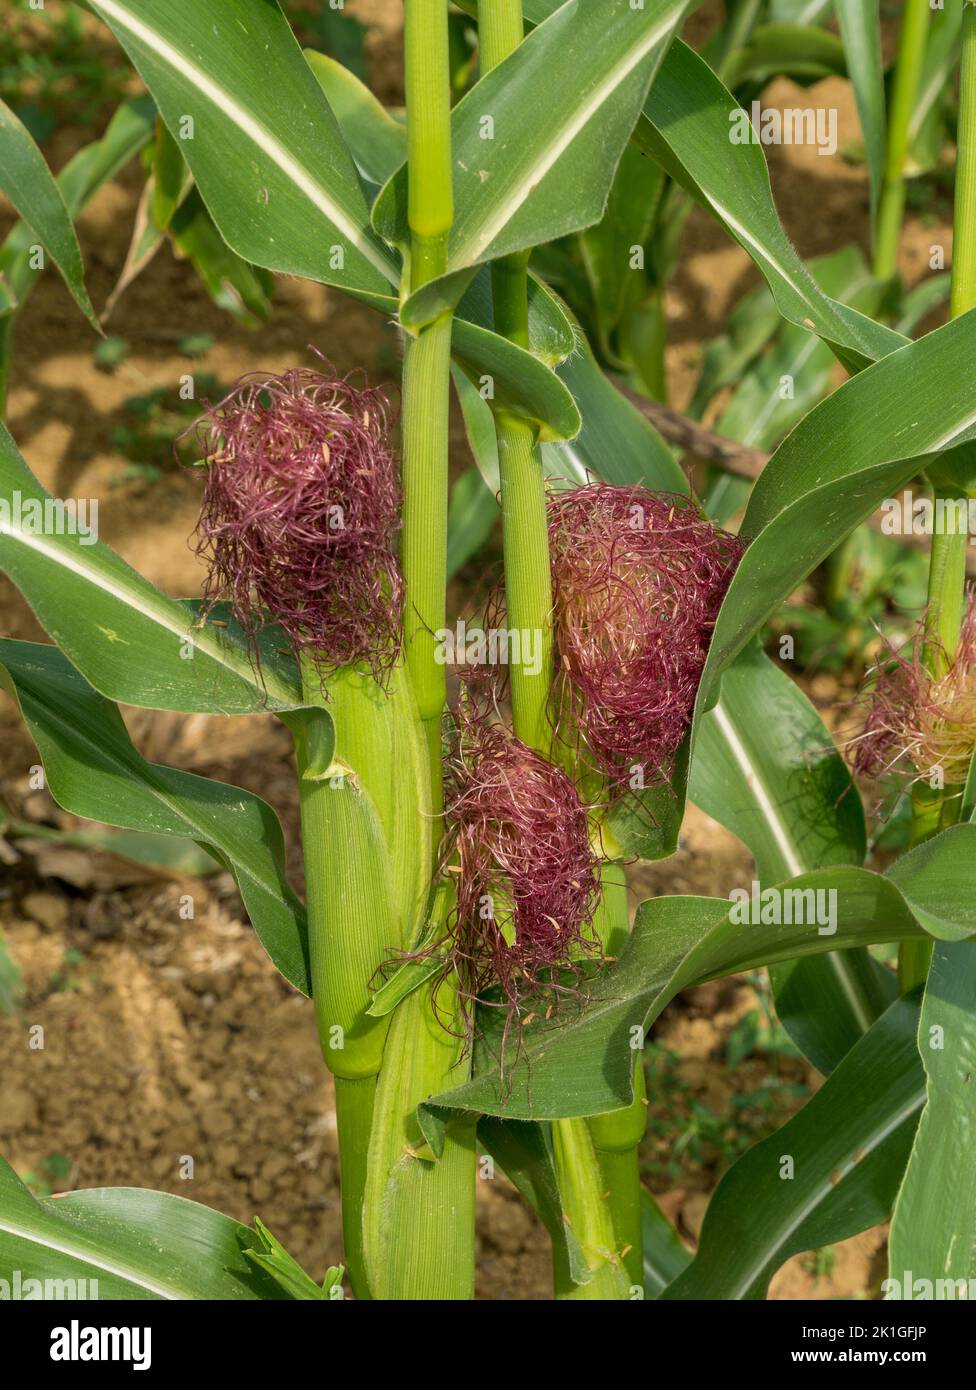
[0, 3, 952, 1299]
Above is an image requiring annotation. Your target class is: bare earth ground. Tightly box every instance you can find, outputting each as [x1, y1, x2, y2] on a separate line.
[0, 3, 952, 1298]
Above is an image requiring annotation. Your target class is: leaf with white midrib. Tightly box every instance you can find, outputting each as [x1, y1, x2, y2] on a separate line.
[0, 1208, 187, 1300]
[0, 420, 303, 716]
[454, 0, 688, 268]
[661, 994, 925, 1300]
[427, 874, 937, 1122]
[30, 675, 286, 921]
[698, 311, 976, 718]
[0, 1159, 285, 1300]
[704, 698, 875, 1037]
[503, 2, 903, 369]
[722, 1092, 924, 1299]
[90, 0, 398, 296]
[1, 524, 296, 705]
[380, 0, 692, 327]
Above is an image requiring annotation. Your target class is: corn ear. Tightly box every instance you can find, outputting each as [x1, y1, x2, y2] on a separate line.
[362, 887, 477, 1299]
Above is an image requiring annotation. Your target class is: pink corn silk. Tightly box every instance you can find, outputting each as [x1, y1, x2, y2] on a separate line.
[191, 366, 403, 679]
[547, 483, 744, 788]
[440, 706, 600, 1035]
[851, 590, 976, 786]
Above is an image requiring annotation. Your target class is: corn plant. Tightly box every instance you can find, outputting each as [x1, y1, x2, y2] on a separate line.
[2, 0, 976, 1304]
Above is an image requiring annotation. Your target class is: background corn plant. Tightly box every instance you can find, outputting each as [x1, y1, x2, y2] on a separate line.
[1, 0, 975, 1301]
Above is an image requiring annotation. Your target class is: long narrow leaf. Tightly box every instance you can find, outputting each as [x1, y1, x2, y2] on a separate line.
[0, 1157, 289, 1300]
[0, 640, 310, 995]
[508, 2, 905, 369]
[689, 643, 894, 1073]
[835, 0, 886, 236]
[0, 423, 305, 715]
[426, 863, 948, 1122]
[888, 941, 976, 1295]
[0, 99, 155, 312]
[698, 311, 976, 716]
[0, 98, 98, 327]
[89, 0, 399, 299]
[661, 993, 924, 1300]
[380, 0, 694, 328]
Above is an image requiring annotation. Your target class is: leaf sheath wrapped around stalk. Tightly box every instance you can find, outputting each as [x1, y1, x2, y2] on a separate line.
[296, 661, 431, 1081]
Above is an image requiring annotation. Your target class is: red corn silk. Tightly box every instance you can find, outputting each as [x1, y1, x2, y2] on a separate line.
[190, 366, 403, 680]
[850, 590, 976, 789]
[441, 704, 600, 1042]
[547, 483, 743, 789]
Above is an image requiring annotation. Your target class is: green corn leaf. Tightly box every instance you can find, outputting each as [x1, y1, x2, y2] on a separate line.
[367, 952, 446, 1019]
[102, 178, 166, 320]
[888, 942, 976, 1297]
[169, 188, 274, 327]
[0, 423, 307, 716]
[288, 46, 586, 441]
[634, 36, 905, 372]
[886, 826, 976, 942]
[460, 265, 578, 367]
[453, 365, 501, 487]
[712, 244, 889, 462]
[0, 640, 310, 996]
[0, 98, 155, 312]
[835, 0, 886, 236]
[579, 141, 663, 346]
[304, 50, 406, 187]
[687, 278, 782, 423]
[908, 3, 964, 176]
[456, 307, 681, 502]
[0, 1156, 291, 1300]
[510, 3, 905, 370]
[642, 1189, 693, 1298]
[541, 312, 685, 492]
[446, 465, 498, 579]
[722, 23, 846, 89]
[690, 642, 896, 1076]
[244, 1219, 342, 1301]
[603, 733, 690, 863]
[151, 115, 186, 230]
[89, 0, 400, 301]
[691, 643, 866, 882]
[2, 818, 219, 878]
[0, 98, 98, 329]
[92, 0, 582, 443]
[478, 1118, 590, 1288]
[426, 862, 956, 1122]
[661, 993, 924, 1300]
[452, 314, 581, 441]
[769, 0, 831, 20]
[698, 310, 976, 719]
[895, 271, 952, 337]
[449, 267, 581, 439]
[378, 0, 694, 329]
[771, 944, 897, 1079]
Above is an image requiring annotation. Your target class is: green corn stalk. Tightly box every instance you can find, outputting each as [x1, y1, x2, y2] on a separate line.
[295, 658, 430, 1298]
[478, 0, 631, 1302]
[900, 1, 976, 992]
[350, 0, 476, 1300]
[586, 860, 646, 1292]
[874, 0, 933, 279]
[362, 885, 476, 1300]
